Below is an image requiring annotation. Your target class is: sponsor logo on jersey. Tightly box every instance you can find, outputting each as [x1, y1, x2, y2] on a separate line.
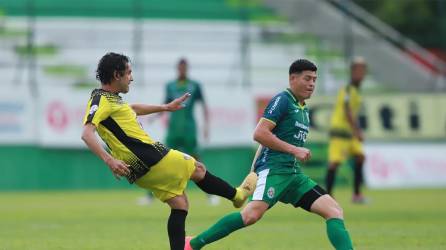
[295, 121, 309, 131]
[89, 105, 98, 115]
[294, 131, 308, 142]
[268, 96, 281, 114]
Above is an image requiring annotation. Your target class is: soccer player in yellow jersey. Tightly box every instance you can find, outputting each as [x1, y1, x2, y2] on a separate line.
[325, 57, 367, 203]
[81, 53, 257, 250]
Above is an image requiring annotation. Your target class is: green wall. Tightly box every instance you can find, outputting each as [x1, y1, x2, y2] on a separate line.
[0, 144, 352, 191]
[0, 146, 255, 191]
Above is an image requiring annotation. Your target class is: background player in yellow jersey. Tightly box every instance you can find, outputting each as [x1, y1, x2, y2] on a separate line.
[325, 57, 367, 203]
[81, 52, 256, 250]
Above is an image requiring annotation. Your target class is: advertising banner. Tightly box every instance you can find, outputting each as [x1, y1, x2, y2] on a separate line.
[257, 94, 446, 142]
[38, 85, 255, 148]
[0, 90, 36, 144]
[364, 143, 446, 188]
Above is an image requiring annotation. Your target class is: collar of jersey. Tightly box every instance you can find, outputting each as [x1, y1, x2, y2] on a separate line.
[286, 88, 306, 109]
[96, 88, 121, 97]
[176, 78, 189, 85]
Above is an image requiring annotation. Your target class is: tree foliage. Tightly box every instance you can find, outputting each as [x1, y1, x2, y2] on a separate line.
[353, 0, 445, 49]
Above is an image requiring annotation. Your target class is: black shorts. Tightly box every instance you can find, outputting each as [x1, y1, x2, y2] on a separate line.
[293, 185, 327, 211]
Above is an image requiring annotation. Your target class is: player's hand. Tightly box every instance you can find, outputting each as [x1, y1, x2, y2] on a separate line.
[105, 158, 131, 180]
[291, 147, 311, 162]
[164, 93, 191, 111]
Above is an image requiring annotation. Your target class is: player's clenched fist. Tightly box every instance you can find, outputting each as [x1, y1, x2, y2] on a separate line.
[291, 147, 311, 162]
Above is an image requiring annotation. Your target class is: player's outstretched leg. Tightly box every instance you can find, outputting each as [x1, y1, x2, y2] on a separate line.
[186, 200, 268, 250]
[190, 161, 257, 208]
[310, 194, 354, 250]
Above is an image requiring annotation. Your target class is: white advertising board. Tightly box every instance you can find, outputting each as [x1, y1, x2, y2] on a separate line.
[38, 85, 255, 148]
[0, 90, 36, 144]
[364, 143, 446, 188]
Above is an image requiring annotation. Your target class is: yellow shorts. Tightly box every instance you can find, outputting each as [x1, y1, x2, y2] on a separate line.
[135, 149, 196, 202]
[328, 137, 364, 163]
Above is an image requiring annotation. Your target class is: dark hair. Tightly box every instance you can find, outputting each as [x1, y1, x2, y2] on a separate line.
[289, 59, 317, 75]
[178, 57, 188, 66]
[96, 52, 130, 84]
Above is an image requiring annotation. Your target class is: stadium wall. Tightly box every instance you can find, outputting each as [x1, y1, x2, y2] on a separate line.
[0, 146, 255, 191]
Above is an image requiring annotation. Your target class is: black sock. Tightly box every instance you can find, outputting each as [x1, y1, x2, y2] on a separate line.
[167, 209, 187, 250]
[353, 162, 364, 195]
[326, 168, 337, 195]
[194, 171, 236, 200]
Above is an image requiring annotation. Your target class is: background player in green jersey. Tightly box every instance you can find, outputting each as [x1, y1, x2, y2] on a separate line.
[165, 58, 209, 157]
[185, 59, 354, 250]
[139, 58, 218, 205]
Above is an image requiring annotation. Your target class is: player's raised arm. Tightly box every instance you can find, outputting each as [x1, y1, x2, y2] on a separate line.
[81, 123, 130, 180]
[253, 118, 311, 162]
[130, 92, 191, 115]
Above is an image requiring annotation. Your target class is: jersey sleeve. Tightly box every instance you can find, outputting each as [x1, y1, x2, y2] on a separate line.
[262, 94, 288, 125]
[83, 95, 112, 127]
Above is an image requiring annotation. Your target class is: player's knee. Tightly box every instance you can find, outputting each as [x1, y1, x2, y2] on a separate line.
[190, 161, 206, 182]
[195, 161, 207, 173]
[327, 203, 344, 219]
[166, 195, 189, 211]
[241, 210, 263, 226]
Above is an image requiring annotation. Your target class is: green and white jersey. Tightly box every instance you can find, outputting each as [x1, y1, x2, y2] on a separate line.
[254, 88, 310, 175]
[164, 79, 204, 139]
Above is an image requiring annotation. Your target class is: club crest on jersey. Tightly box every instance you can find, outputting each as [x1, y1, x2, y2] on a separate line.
[267, 187, 275, 198]
[89, 105, 98, 115]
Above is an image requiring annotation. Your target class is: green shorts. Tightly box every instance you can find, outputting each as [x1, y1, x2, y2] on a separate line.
[250, 169, 319, 209]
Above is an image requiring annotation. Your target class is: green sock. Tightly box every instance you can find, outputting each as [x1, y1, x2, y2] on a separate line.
[190, 212, 245, 249]
[326, 218, 354, 250]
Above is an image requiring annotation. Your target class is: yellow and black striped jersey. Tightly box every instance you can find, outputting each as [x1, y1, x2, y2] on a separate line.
[329, 85, 362, 138]
[83, 89, 169, 183]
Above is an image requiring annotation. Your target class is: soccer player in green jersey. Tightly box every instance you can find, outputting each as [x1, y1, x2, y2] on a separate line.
[140, 58, 218, 205]
[165, 58, 209, 157]
[185, 59, 354, 250]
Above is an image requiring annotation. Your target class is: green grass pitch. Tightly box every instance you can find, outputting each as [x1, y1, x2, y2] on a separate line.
[1, 188, 445, 249]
